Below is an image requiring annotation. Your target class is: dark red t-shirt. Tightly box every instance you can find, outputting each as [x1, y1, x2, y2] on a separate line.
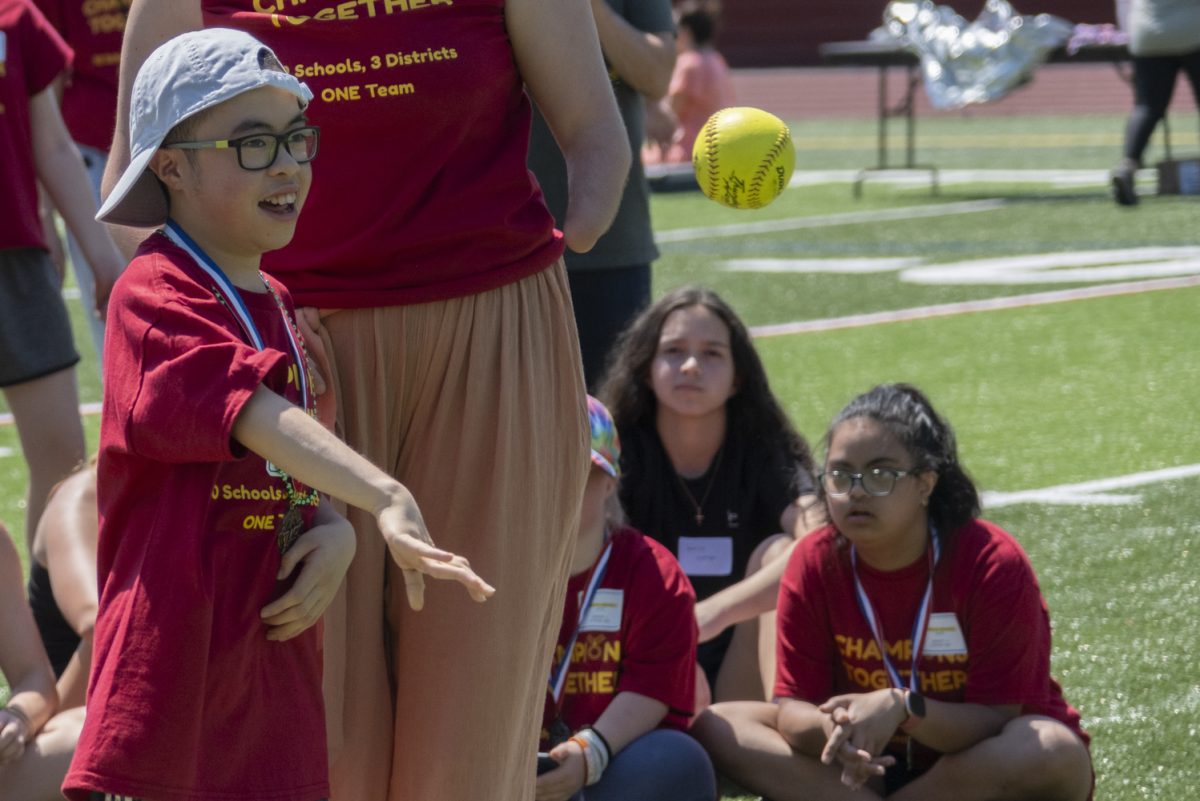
[0, 0, 70, 250]
[64, 234, 328, 801]
[198, 0, 564, 308]
[541, 527, 697, 746]
[775, 519, 1087, 765]
[30, 0, 124, 152]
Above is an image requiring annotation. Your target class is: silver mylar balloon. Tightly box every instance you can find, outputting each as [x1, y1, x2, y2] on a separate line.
[871, 0, 1073, 109]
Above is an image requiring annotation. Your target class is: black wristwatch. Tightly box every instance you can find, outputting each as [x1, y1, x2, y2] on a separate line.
[901, 689, 926, 732]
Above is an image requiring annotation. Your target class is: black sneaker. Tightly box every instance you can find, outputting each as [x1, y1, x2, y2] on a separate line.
[1112, 167, 1138, 206]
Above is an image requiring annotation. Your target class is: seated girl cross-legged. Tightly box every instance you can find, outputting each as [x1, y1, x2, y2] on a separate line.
[692, 383, 1094, 801]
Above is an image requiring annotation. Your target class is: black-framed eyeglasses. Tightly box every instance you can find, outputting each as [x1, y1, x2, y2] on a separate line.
[819, 468, 917, 497]
[166, 126, 320, 170]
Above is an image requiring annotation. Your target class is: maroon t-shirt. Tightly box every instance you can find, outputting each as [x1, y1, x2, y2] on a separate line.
[199, 0, 564, 308]
[541, 527, 697, 746]
[30, 0, 123, 151]
[0, 0, 70, 249]
[64, 235, 328, 801]
[775, 519, 1087, 766]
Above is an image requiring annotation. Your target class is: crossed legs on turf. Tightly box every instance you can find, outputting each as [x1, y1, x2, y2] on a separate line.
[692, 702, 1092, 801]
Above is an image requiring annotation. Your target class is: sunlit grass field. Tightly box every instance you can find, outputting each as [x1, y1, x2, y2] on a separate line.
[2, 112, 1197, 798]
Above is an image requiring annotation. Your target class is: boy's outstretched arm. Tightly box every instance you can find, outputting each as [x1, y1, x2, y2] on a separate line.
[232, 385, 496, 611]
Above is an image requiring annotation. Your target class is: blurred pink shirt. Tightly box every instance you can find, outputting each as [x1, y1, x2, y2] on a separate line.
[652, 48, 736, 164]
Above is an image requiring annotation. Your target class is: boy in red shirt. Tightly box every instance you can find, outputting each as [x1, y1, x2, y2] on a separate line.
[62, 29, 493, 801]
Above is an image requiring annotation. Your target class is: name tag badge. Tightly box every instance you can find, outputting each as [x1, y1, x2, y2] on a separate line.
[580, 588, 623, 632]
[677, 536, 733, 576]
[924, 612, 968, 655]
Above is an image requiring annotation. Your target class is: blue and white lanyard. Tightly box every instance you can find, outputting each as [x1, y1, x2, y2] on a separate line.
[850, 525, 941, 694]
[162, 220, 309, 411]
[548, 540, 614, 706]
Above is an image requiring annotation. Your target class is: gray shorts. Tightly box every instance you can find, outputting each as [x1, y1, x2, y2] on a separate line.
[0, 248, 79, 387]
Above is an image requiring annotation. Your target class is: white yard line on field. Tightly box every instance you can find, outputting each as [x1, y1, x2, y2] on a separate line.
[642, 167, 1114, 190]
[982, 464, 1200, 508]
[747, 275, 1200, 337]
[656, 199, 1008, 243]
[786, 169, 1112, 189]
[14, 278, 1199, 429]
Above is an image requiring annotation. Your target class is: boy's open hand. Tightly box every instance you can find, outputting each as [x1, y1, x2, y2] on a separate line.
[261, 509, 356, 641]
[376, 489, 495, 610]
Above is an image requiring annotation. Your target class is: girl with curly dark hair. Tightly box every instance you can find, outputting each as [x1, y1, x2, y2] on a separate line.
[599, 285, 824, 706]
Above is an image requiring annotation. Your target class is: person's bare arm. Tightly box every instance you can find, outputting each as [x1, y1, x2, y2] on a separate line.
[37, 185, 67, 281]
[776, 696, 835, 758]
[0, 529, 58, 764]
[40, 469, 99, 709]
[590, 690, 668, 755]
[29, 89, 124, 316]
[694, 540, 795, 641]
[231, 386, 495, 610]
[54, 641, 92, 711]
[818, 689, 1016, 789]
[37, 75, 71, 280]
[508, 0, 631, 253]
[589, 0, 675, 100]
[102, 0, 204, 259]
[537, 691, 668, 801]
[695, 492, 824, 642]
[258, 496, 356, 641]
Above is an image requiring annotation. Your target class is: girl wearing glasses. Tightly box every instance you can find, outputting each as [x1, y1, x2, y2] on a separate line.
[599, 286, 824, 707]
[692, 383, 1094, 801]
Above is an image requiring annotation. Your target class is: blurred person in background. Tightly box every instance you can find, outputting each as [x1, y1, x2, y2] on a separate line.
[528, 0, 676, 389]
[643, 0, 735, 166]
[1111, 0, 1200, 205]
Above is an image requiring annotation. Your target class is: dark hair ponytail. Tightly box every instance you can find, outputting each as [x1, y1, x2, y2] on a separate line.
[825, 383, 980, 535]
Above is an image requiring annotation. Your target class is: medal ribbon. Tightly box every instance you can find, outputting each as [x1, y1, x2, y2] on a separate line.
[849, 525, 941, 694]
[548, 540, 614, 707]
[164, 221, 317, 554]
[162, 221, 309, 412]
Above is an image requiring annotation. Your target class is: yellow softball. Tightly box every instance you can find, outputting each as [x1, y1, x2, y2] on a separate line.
[692, 107, 795, 210]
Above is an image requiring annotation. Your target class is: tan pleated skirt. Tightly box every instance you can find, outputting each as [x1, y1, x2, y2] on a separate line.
[312, 261, 588, 800]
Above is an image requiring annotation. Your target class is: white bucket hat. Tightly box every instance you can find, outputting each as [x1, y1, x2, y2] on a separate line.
[97, 28, 313, 227]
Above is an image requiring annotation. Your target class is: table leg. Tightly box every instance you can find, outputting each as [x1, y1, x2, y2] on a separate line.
[855, 65, 892, 198]
[854, 59, 939, 198]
